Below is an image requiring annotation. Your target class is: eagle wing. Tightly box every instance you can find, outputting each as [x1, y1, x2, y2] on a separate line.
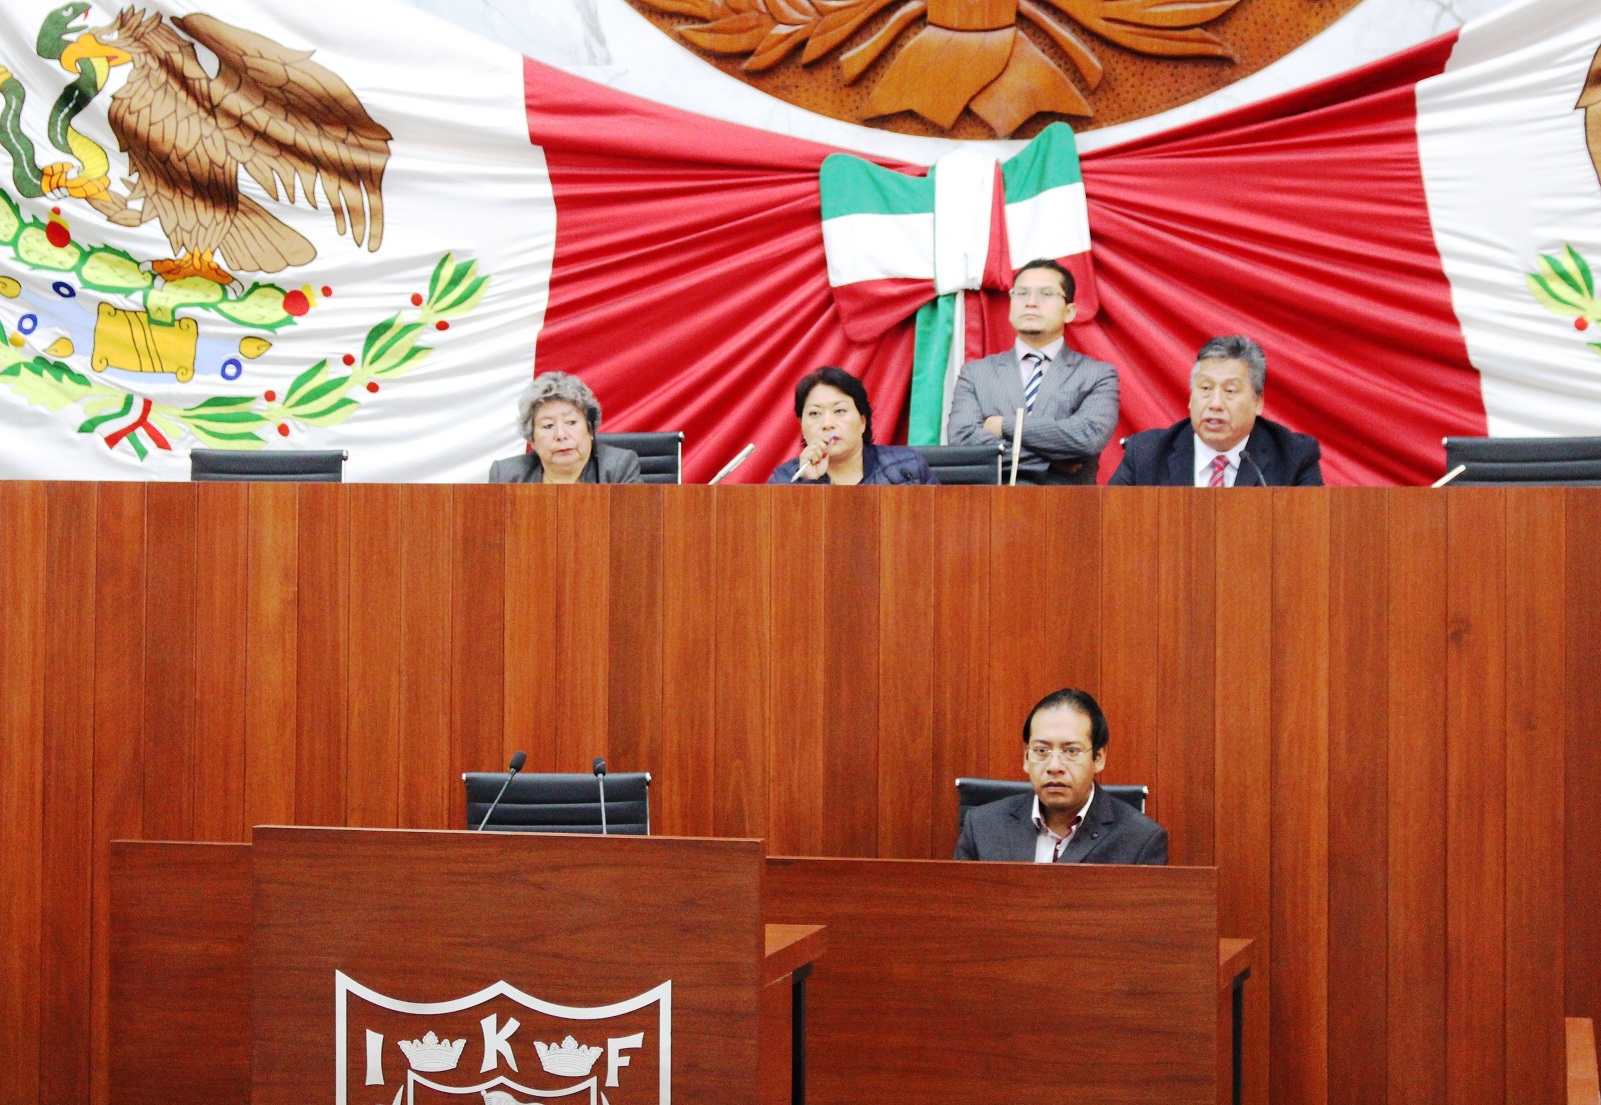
[175, 13, 392, 253]
[1582, 43, 1601, 191]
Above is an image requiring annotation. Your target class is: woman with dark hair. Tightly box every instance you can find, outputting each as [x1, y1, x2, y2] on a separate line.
[768, 366, 938, 485]
[488, 372, 642, 484]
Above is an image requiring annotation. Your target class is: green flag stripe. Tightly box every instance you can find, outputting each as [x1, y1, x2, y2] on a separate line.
[820, 153, 936, 220]
[909, 294, 956, 446]
[1002, 122, 1082, 204]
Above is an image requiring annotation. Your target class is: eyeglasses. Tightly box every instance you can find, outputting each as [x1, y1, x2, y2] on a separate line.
[1026, 744, 1090, 764]
[1008, 286, 1065, 302]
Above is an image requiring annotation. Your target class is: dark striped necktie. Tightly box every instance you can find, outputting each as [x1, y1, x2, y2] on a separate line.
[1023, 351, 1045, 413]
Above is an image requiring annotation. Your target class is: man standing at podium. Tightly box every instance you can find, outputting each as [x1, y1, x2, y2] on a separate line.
[954, 688, 1167, 864]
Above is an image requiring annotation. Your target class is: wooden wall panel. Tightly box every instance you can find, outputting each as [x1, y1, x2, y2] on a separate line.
[1504, 490, 1565, 1105]
[1386, 491, 1448, 1105]
[193, 483, 249, 843]
[141, 483, 196, 841]
[1211, 493, 1273, 1105]
[0, 483, 46, 1105]
[1270, 489, 1329, 1105]
[295, 484, 347, 827]
[2, 484, 1592, 1105]
[1446, 490, 1507, 1105]
[39, 483, 97, 1105]
[1327, 489, 1388, 1105]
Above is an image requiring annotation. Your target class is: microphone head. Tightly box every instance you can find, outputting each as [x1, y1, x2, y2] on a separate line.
[508, 750, 527, 772]
[592, 756, 608, 777]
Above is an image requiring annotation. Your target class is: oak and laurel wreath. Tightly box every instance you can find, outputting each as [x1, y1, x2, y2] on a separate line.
[642, 0, 1241, 87]
[0, 253, 489, 458]
[1528, 244, 1601, 357]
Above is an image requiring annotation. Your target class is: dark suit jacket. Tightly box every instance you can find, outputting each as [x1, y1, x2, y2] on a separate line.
[1108, 416, 1323, 487]
[487, 441, 642, 484]
[952, 786, 1168, 864]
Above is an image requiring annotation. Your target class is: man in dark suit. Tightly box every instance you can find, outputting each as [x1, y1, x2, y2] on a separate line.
[954, 688, 1167, 865]
[1108, 335, 1323, 487]
[945, 260, 1119, 485]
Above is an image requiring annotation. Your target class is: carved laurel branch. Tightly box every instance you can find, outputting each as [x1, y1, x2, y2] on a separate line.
[639, 0, 1242, 85]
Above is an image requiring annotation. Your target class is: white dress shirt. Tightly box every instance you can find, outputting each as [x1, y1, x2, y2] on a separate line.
[1193, 434, 1248, 488]
[1031, 786, 1094, 862]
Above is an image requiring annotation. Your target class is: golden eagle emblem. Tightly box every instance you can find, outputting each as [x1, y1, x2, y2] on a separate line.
[1582, 40, 1601, 192]
[0, 4, 390, 286]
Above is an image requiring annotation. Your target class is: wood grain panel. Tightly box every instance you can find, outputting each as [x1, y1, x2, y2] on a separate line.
[0, 482, 46, 1105]
[660, 488, 717, 836]
[822, 490, 880, 857]
[503, 488, 558, 773]
[608, 485, 664, 782]
[986, 490, 1054, 779]
[714, 488, 771, 838]
[1211, 492, 1273, 1105]
[1099, 489, 1160, 803]
[1446, 489, 1506, 1105]
[91, 483, 147, 1105]
[450, 485, 504, 799]
[1566, 492, 1601, 1032]
[345, 485, 401, 829]
[765, 858, 1218, 1103]
[767, 489, 825, 857]
[141, 483, 196, 841]
[555, 487, 610, 771]
[244, 483, 298, 828]
[193, 483, 249, 843]
[40, 483, 97, 1105]
[294, 484, 347, 827]
[1157, 489, 1215, 867]
[1504, 490, 1565, 1105]
[1043, 490, 1102, 704]
[877, 490, 934, 858]
[1326, 489, 1388, 1105]
[398, 485, 451, 829]
[930, 487, 991, 857]
[1269, 489, 1329, 1105]
[1386, 490, 1448, 1105]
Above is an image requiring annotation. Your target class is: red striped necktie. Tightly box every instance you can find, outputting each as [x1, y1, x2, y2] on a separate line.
[1209, 454, 1228, 488]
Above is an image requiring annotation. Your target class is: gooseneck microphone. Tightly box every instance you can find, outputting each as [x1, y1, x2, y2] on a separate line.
[1239, 448, 1268, 488]
[477, 750, 527, 831]
[593, 757, 609, 836]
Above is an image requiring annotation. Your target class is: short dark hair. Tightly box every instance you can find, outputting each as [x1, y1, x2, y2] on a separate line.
[1022, 687, 1108, 754]
[1193, 335, 1267, 397]
[1014, 258, 1076, 304]
[794, 366, 874, 445]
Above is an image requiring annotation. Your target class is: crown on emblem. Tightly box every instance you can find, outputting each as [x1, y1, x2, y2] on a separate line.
[398, 1031, 466, 1072]
[534, 1036, 602, 1077]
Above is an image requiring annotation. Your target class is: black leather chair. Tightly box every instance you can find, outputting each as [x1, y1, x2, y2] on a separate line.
[462, 771, 651, 834]
[911, 443, 1004, 485]
[190, 448, 346, 482]
[1442, 436, 1601, 485]
[954, 777, 1148, 833]
[596, 432, 683, 484]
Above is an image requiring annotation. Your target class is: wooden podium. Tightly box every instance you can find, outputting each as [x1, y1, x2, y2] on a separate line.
[110, 828, 823, 1105]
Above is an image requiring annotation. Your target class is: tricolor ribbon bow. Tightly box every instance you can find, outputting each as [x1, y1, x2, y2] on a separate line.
[820, 123, 1097, 444]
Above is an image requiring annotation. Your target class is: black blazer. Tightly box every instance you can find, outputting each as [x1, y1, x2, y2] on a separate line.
[1108, 416, 1323, 487]
[952, 786, 1168, 864]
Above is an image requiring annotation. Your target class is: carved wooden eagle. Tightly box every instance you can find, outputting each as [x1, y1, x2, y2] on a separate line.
[81, 8, 391, 285]
[1583, 42, 1601, 192]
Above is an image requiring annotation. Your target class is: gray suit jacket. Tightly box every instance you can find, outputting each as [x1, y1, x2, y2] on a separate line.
[487, 441, 642, 484]
[946, 345, 1120, 484]
[952, 786, 1168, 864]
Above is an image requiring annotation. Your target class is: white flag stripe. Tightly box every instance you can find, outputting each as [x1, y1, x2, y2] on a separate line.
[1417, 0, 1601, 436]
[1006, 182, 1091, 268]
[932, 148, 997, 295]
[822, 211, 936, 285]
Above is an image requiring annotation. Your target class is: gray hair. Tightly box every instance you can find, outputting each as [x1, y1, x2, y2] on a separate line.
[517, 372, 601, 443]
[1192, 336, 1267, 396]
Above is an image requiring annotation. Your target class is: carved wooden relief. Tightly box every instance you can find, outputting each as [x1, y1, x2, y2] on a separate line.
[627, 0, 1365, 137]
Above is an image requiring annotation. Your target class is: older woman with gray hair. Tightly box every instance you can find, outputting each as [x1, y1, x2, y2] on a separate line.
[488, 373, 642, 484]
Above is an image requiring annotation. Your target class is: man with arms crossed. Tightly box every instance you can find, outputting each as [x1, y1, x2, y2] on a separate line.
[946, 260, 1120, 484]
[1109, 335, 1323, 486]
[954, 688, 1167, 864]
